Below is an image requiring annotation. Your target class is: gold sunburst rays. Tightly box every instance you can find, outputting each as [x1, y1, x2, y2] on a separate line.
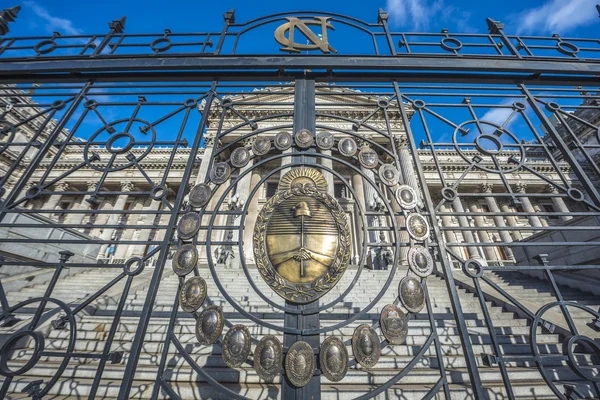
[278, 167, 328, 192]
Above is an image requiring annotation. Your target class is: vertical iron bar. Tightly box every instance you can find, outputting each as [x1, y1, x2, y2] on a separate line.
[117, 84, 217, 400]
[520, 84, 600, 207]
[392, 82, 487, 400]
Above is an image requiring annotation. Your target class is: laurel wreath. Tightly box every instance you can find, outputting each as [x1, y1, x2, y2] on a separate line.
[253, 185, 351, 302]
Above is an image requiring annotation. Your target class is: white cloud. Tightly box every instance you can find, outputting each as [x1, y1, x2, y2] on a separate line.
[24, 1, 82, 36]
[385, 0, 475, 32]
[516, 0, 598, 34]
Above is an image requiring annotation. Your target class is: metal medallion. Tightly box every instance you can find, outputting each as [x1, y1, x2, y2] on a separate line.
[319, 336, 348, 382]
[285, 341, 314, 388]
[195, 305, 224, 345]
[253, 167, 351, 303]
[380, 304, 408, 345]
[399, 276, 425, 313]
[274, 131, 293, 151]
[210, 162, 231, 185]
[396, 185, 417, 210]
[379, 164, 400, 186]
[408, 245, 434, 277]
[338, 137, 357, 157]
[358, 146, 379, 169]
[189, 183, 212, 208]
[177, 212, 201, 240]
[352, 324, 381, 369]
[316, 132, 334, 150]
[230, 147, 250, 168]
[406, 212, 430, 242]
[295, 129, 314, 149]
[252, 136, 271, 156]
[179, 276, 207, 313]
[222, 325, 251, 368]
[254, 335, 283, 381]
[172, 244, 198, 277]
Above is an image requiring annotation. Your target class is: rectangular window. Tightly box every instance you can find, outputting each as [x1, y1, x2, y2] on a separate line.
[334, 183, 346, 198]
[266, 182, 277, 199]
[543, 204, 558, 219]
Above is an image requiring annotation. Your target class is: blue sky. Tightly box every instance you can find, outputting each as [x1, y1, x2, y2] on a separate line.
[9, 0, 600, 39]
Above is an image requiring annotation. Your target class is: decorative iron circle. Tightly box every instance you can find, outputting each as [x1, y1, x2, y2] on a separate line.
[358, 146, 379, 169]
[253, 168, 351, 304]
[179, 276, 207, 313]
[462, 259, 484, 278]
[189, 183, 212, 208]
[0, 331, 45, 377]
[338, 137, 357, 157]
[352, 324, 381, 369]
[252, 136, 271, 155]
[177, 212, 201, 240]
[150, 37, 173, 53]
[319, 336, 348, 382]
[149, 184, 167, 201]
[408, 246, 434, 277]
[412, 99, 426, 109]
[557, 41, 579, 56]
[396, 185, 417, 210]
[316, 132, 335, 150]
[440, 37, 463, 52]
[172, 244, 198, 277]
[295, 129, 314, 149]
[84, 118, 155, 172]
[33, 39, 56, 55]
[25, 184, 43, 200]
[563, 335, 600, 382]
[230, 147, 250, 168]
[406, 213, 430, 242]
[379, 164, 400, 186]
[285, 341, 315, 387]
[124, 257, 145, 276]
[377, 99, 389, 108]
[441, 186, 457, 202]
[210, 162, 231, 185]
[399, 276, 425, 313]
[274, 131, 293, 151]
[567, 187, 585, 202]
[380, 304, 408, 345]
[222, 325, 252, 368]
[254, 335, 283, 382]
[195, 305, 224, 345]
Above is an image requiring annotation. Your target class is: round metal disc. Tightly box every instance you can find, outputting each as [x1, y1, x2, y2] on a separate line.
[222, 325, 251, 368]
[230, 147, 250, 168]
[210, 162, 231, 185]
[379, 304, 408, 345]
[285, 341, 314, 387]
[351, 324, 381, 369]
[274, 131, 293, 151]
[408, 245, 434, 278]
[358, 147, 379, 169]
[177, 212, 201, 240]
[319, 336, 348, 382]
[252, 136, 271, 156]
[406, 213, 430, 242]
[295, 129, 313, 149]
[399, 276, 425, 314]
[254, 335, 283, 382]
[188, 183, 211, 208]
[195, 305, 224, 345]
[395, 185, 417, 210]
[379, 164, 400, 186]
[179, 276, 207, 312]
[316, 132, 334, 150]
[338, 137, 357, 157]
[172, 244, 198, 277]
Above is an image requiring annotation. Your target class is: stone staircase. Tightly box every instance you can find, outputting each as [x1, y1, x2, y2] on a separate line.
[0, 265, 598, 399]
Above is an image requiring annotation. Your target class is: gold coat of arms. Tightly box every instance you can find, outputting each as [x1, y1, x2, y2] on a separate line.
[253, 167, 351, 303]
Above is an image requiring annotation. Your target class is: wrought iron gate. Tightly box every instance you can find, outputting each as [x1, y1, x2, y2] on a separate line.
[0, 6, 598, 400]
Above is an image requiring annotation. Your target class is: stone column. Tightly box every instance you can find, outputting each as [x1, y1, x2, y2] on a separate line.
[395, 136, 422, 207]
[468, 201, 498, 262]
[194, 138, 215, 185]
[98, 181, 133, 259]
[481, 183, 515, 261]
[42, 182, 69, 218]
[67, 181, 100, 227]
[127, 198, 162, 258]
[320, 149, 335, 197]
[452, 197, 483, 262]
[114, 196, 145, 260]
[499, 202, 523, 241]
[351, 172, 366, 266]
[533, 204, 549, 227]
[242, 168, 262, 264]
[439, 202, 459, 246]
[547, 184, 572, 222]
[514, 183, 542, 228]
[280, 147, 293, 179]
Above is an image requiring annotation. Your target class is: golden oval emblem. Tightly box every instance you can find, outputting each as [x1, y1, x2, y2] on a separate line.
[253, 167, 351, 303]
